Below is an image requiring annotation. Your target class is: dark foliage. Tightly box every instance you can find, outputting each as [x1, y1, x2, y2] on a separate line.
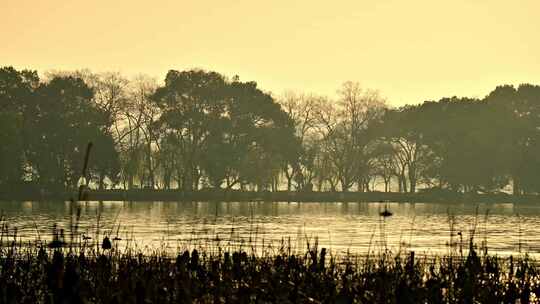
[2, 65, 540, 195]
[0, 245, 538, 303]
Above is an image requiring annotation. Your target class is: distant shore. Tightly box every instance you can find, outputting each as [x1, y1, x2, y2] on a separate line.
[0, 188, 538, 204]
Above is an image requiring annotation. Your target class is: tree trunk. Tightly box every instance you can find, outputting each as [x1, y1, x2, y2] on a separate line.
[409, 178, 416, 193]
[408, 165, 416, 193]
[98, 173, 105, 190]
[513, 176, 521, 195]
[400, 173, 408, 193]
[286, 176, 292, 192]
[128, 174, 134, 190]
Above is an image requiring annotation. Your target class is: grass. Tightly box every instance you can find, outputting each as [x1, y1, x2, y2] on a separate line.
[0, 217, 540, 304]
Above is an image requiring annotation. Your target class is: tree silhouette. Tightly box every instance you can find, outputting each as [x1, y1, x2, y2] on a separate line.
[3, 65, 540, 196]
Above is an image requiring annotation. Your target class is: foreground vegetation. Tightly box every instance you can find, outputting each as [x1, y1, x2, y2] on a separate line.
[0, 239, 539, 303]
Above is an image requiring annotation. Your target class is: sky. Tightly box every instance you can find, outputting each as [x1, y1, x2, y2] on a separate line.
[2, 0, 539, 106]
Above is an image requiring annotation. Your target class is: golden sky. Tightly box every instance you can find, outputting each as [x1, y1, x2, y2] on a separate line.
[2, 0, 539, 106]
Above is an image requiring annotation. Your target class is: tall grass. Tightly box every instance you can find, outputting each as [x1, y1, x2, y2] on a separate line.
[0, 213, 540, 304]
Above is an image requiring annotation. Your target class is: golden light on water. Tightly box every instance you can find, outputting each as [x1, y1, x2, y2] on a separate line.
[3, 201, 540, 257]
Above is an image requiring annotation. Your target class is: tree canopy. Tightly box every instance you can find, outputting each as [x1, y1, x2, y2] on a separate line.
[2, 65, 540, 195]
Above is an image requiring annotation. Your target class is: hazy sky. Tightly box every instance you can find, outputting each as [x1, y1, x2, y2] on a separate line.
[2, 0, 539, 106]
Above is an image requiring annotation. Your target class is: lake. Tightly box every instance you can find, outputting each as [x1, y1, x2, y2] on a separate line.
[1, 200, 539, 257]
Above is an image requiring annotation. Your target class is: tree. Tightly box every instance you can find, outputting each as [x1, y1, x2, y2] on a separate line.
[416, 98, 513, 193]
[378, 106, 435, 193]
[370, 140, 397, 192]
[151, 70, 229, 190]
[315, 82, 386, 192]
[151, 69, 296, 191]
[43, 70, 129, 189]
[0, 67, 39, 187]
[85, 72, 129, 189]
[485, 84, 540, 194]
[26, 76, 118, 190]
[278, 92, 321, 191]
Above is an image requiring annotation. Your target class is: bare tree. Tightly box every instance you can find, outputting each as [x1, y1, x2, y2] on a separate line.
[278, 91, 322, 191]
[314, 82, 386, 192]
[120, 75, 159, 189]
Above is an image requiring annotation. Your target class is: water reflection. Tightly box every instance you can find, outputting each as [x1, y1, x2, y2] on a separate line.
[0, 201, 538, 256]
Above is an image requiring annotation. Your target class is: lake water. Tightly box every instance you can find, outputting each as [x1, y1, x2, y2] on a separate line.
[1, 200, 539, 257]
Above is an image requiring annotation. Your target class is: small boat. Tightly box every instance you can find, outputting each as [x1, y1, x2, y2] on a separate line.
[379, 205, 393, 217]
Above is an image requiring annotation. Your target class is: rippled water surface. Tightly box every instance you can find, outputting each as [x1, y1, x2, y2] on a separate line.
[2, 200, 540, 256]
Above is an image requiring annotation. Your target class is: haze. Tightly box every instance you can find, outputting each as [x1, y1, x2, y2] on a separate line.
[2, 0, 539, 105]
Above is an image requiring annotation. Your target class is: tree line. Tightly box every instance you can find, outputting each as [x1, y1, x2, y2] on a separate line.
[1, 66, 539, 195]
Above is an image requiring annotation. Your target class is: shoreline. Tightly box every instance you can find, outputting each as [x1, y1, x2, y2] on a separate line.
[0, 189, 538, 204]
